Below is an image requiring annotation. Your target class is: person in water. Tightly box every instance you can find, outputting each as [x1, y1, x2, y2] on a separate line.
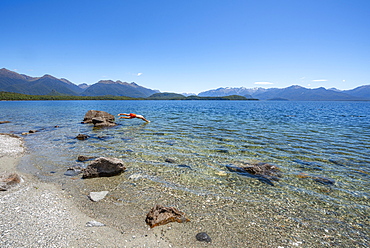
[118, 113, 150, 123]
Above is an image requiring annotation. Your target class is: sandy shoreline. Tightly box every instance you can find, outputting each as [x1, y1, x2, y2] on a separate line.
[0, 134, 172, 248]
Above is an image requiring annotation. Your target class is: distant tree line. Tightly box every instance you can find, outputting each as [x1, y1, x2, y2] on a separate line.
[0, 91, 136, 100]
[0, 91, 258, 101]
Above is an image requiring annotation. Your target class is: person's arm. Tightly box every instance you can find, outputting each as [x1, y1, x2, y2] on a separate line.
[139, 116, 150, 123]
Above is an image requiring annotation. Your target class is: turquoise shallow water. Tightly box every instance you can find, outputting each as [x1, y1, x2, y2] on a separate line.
[1, 100, 369, 246]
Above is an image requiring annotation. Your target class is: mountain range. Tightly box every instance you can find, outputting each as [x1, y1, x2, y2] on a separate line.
[1, 68, 369, 100]
[0, 68, 159, 98]
[198, 85, 370, 101]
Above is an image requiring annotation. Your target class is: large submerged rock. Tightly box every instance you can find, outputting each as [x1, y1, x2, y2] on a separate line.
[226, 161, 282, 186]
[145, 205, 190, 228]
[82, 110, 117, 127]
[82, 157, 126, 179]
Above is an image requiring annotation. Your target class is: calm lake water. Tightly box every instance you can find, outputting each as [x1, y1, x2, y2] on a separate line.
[1, 100, 369, 247]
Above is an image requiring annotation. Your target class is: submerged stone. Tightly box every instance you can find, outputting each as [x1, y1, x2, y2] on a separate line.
[297, 173, 335, 185]
[165, 158, 176, 163]
[82, 157, 126, 178]
[312, 176, 335, 185]
[76, 134, 89, 140]
[226, 161, 282, 185]
[77, 155, 95, 162]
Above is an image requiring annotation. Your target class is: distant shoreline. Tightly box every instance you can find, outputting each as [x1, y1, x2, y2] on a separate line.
[0, 91, 258, 101]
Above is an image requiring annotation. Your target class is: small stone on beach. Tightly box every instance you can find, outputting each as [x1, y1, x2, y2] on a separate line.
[0, 172, 22, 191]
[86, 220, 106, 227]
[145, 205, 190, 228]
[196, 232, 212, 242]
[89, 191, 109, 202]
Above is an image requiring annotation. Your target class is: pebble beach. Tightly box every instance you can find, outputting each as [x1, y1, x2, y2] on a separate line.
[0, 134, 172, 248]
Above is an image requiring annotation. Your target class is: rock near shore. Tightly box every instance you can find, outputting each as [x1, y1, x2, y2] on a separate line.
[82, 157, 126, 179]
[145, 205, 190, 228]
[82, 110, 117, 127]
[0, 172, 22, 191]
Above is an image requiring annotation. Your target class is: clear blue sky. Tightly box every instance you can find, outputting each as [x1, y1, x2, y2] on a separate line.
[1, 0, 369, 93]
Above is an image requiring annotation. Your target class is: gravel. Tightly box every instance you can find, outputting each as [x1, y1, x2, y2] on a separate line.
[0, 134, 172, 247]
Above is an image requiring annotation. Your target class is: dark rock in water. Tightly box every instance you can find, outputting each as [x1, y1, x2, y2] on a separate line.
[216, 149, 229, 153]
[82, 110, 117, 127]
[226, 161, 282, 186]
[82, 157, 126, 179]
[145, 205, 190, 228]
[329, 158, 347, 166]
[97, 135, 112, 140]
[178, 164, 192, 169]
[154, 132, 165, 135]
[64, 167, 83, 176]
[312, 176, 335, 185]
[77, 155, 95, 162]
[0, 121, 11, 124]
[0, 173, 22, 191]
[22, 130, 38, 135]
[240, 162, 280, 177]
[76, 134, 89, 140]
[196, 232, 212, 243]
[293, 159, 323, 171]
[165, 158, 176, 163]
[297, 173, 335, 185]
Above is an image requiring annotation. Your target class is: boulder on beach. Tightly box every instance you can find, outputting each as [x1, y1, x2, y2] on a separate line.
[0, 172, 22, 191]
[145, 205, 190, 228]
[82, 157, 126, 179]
[82, 110, 117, 127]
